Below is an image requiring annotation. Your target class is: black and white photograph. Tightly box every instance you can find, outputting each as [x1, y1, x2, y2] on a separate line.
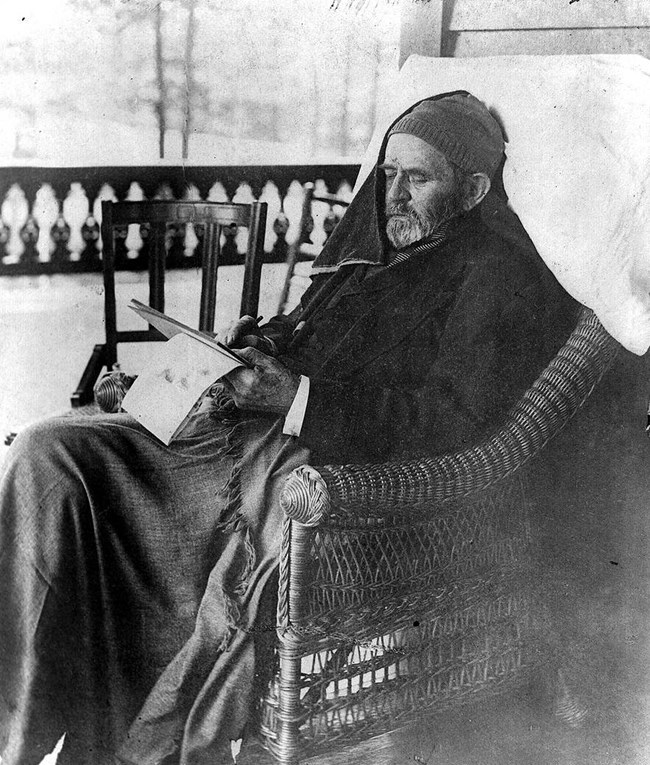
[0, 1, 649, 764]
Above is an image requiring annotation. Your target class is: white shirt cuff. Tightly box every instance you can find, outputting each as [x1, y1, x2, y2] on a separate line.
[283, 375, 310, 437]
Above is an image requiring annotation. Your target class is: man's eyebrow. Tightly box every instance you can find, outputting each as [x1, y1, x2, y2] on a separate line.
[378, 160, 425, 172]
[378, 160, 440, 178]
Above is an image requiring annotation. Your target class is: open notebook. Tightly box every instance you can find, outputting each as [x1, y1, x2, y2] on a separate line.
[121, 300, 248, 444]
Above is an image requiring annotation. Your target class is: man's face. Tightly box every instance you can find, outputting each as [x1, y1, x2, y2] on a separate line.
[380, 133, 466, 250]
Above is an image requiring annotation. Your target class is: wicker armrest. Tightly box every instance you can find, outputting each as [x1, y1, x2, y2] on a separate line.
[280, 309, 618, 526]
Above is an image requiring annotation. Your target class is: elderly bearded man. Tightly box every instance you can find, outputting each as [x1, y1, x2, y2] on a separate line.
[0, 92, 576, 765]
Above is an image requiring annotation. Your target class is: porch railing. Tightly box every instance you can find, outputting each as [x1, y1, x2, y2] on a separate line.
[0, 165, 360, 276]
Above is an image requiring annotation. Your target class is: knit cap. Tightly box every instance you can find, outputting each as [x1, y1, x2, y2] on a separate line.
[387, 93, 505, 178]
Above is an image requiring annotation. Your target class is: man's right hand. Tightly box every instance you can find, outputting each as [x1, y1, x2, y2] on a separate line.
[215, 315, 276, 355]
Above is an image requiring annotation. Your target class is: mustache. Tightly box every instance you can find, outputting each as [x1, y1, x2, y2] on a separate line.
[386, 204, 419, 218]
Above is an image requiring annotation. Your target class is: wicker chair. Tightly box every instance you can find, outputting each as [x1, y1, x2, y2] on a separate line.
[258, 307, 618, 764]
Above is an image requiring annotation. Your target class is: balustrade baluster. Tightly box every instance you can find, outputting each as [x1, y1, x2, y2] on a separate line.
[127, 222, 150, 272]
[134, 222, 152, 274]
[309, 181, 331, 251]
[178, 185, 203, 269]
[204, 184, 230, 267]
[232, 182, 255, 260]
[271, 211, 290, 263]
[33, 184, 59, 265]
[20, 216, 40, 266]
[221, 223, 239, 265]
[51, 216, 72, 269]
[114, 224, 130, 271]
[166, 222, 187, 268]
[3, 183, 32, 267]
[62, 183, 92, 262]
[190, 222, 204, 270]
[270, 175, 293, 263]
[80, 215, 101, 271]
[48, 177, 73, 270]
[182, 222, 200, 269]
[259, 181, 282, 255]
[79, 180, 104, 271]
[93, 184, 118, 262]
[121, 182, 146, 269]
[283, 180, 304, 247]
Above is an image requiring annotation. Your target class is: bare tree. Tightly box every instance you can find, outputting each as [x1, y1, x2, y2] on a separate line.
[154, 1, 168, 158]
[181, 0, 197, 159]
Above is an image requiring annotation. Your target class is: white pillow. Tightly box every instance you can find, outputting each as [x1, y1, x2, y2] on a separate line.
[357, 54, 650, 355]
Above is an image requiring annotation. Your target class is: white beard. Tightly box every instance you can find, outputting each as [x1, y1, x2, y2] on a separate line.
[385, 213, 428, 249]
[385, 187, 466, 250]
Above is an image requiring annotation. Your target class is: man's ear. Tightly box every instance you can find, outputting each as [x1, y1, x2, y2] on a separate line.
[463, 173, 491, 211]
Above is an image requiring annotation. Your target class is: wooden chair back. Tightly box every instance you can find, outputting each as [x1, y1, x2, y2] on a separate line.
[71, 199, 267, 406]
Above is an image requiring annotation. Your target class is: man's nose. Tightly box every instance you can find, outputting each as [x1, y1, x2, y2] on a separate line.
[386, 171, 410, 204]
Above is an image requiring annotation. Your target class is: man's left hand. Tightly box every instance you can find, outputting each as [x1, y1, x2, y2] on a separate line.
[223, 347, 300, 415]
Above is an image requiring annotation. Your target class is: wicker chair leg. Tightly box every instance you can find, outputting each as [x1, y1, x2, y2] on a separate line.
[276, 641, 303, 764]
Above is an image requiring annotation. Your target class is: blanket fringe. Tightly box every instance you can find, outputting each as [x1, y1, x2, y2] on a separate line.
[212, 419, 259, 645]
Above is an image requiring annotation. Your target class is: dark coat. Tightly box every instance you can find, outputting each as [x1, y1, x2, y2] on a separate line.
[265, 208, 578, 465]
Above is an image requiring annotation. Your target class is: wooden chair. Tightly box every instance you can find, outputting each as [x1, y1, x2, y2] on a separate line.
[71, 200, 267, 407]
[277, 183, 350, 315]
[258, 307, 618, 764]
